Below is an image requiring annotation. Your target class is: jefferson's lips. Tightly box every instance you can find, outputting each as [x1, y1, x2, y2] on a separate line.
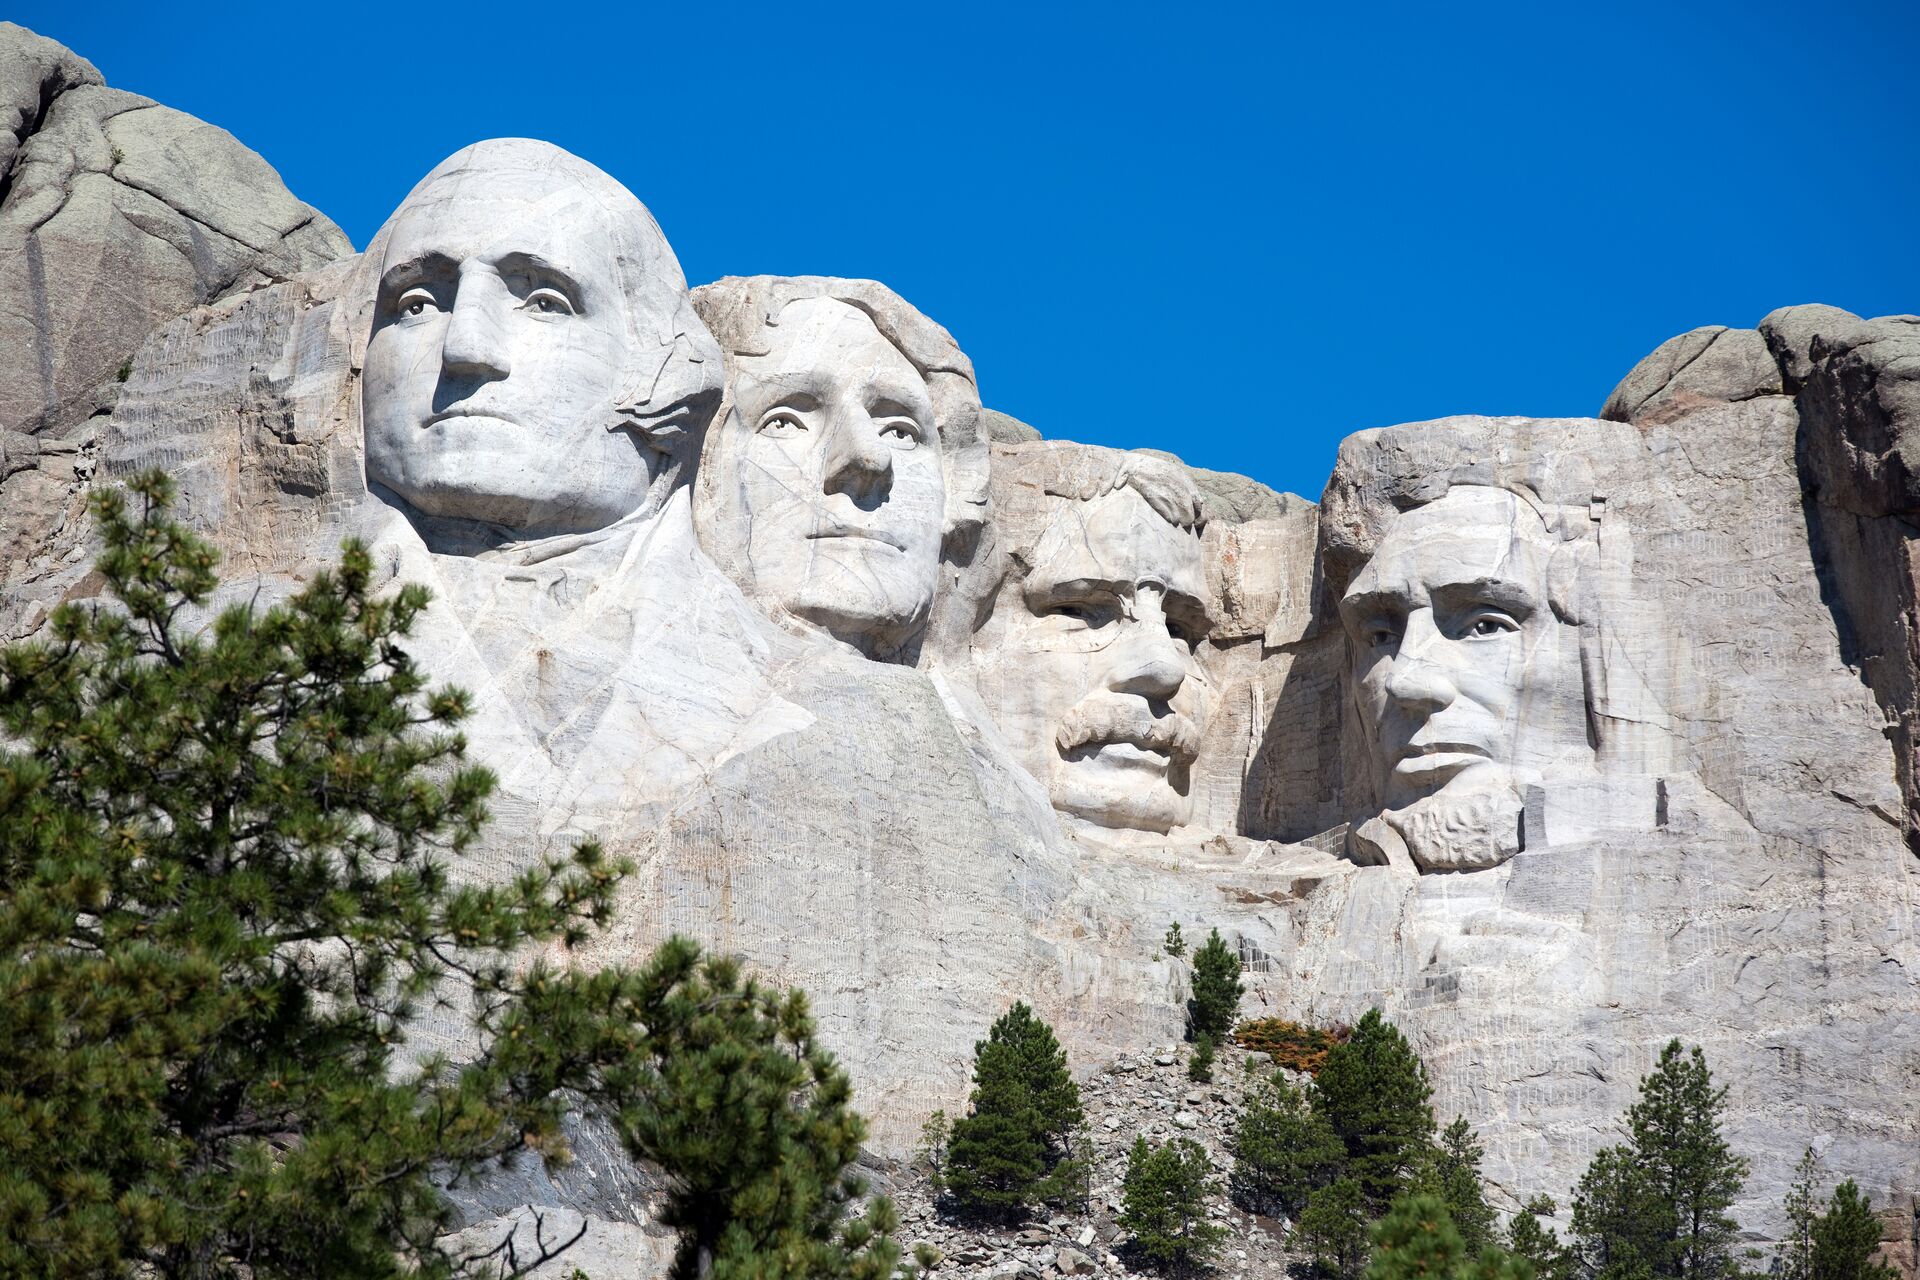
[807, 527, 905, 551]
[1398, 741, 1490, 762]
[424, 408, 518, 428]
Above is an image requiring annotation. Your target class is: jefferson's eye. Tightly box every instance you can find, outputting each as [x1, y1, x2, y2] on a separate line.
[524, 287, 576, 316]
[1366, 625, 1399, 649]
[1465, 612, 1518, 638]
[396, 287, 439, 318]
[878, 419, 922, 448]
[758, 411, 807, 438]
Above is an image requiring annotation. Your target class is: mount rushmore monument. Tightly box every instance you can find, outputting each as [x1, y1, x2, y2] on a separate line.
[2, 20, 1917, 1274]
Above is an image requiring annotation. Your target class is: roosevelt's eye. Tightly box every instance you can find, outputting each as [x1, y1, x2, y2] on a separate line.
[758, 410, 808, 438]
[396, 287, 440, 319]
[1047, 599, 1118, 629]
[1464, 611, 1519, 638]
[1167, 616, 1206, 650]
[523, 287, 576, 316]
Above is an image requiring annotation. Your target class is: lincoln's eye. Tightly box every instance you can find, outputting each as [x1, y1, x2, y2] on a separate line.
[1466, 611, 1519, 638]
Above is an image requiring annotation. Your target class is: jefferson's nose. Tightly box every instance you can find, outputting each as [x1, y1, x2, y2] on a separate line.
[441, 276, 511, 381]
[820, 411, 893, 505]
[1383, 608, 1458, 712]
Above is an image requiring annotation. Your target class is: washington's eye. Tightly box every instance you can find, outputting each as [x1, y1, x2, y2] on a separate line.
[396, 287, 439, 318]
[1366, 625, 1399, 649]
[1465, 611, 1518, 638]
[757, 410, 807, 438]
[524, 287, 576, 316]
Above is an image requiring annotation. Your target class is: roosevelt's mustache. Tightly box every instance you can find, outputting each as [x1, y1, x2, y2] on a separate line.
[1056, 697, 1199, 765]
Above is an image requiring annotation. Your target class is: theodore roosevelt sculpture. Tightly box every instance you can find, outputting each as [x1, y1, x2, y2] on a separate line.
[691, 276, 988, 663]
[1335, 466, 1679, 872]
[970, 442, 1215, 835]
[357, 138, 721, 551]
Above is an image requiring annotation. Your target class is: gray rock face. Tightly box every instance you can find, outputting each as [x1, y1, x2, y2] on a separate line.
[0, 71, 1916, 1277]
[0, 22, 349, 443]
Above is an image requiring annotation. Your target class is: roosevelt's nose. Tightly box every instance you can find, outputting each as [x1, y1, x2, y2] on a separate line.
[1105, 597, 1189, 702]
[1383, 607, 1457, 712]
[820, 409, 893, 507]
[441, 274, 511, 382]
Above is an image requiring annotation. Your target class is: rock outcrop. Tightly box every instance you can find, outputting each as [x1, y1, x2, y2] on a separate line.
[0, 22, 348, 583]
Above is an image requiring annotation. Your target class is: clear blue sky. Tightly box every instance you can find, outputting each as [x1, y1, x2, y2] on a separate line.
[17, 0, 1919, 500]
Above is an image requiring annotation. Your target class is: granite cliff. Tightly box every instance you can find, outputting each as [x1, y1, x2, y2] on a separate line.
[0, 24, 1913, 1279]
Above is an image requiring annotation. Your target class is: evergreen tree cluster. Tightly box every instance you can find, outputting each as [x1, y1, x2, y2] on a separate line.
[1228, 1007, 1501, 1280]
[0, 475, 907, 1279]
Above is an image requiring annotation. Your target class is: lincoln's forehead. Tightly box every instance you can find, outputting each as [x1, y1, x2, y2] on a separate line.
[1348, 486, 1553, 600]
[1028, 485, 1205, 595]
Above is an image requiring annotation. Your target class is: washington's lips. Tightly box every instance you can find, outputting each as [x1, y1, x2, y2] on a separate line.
[1057, 700, 1200, 771]
[807, 525, 906, 552]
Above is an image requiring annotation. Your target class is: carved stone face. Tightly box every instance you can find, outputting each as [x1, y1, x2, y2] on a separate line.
[986, 484, 1213, 833]
[362, 165, 644, 535]
[1340, 486, 1592, 814]
[723, 297, 946, 652]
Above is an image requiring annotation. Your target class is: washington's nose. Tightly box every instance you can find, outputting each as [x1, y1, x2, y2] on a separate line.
[1383, 609, 1457, 712]
[821, 412, 893, 507]
[441, 280, 511, 381]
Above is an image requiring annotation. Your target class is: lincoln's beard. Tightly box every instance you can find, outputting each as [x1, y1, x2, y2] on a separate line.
[1385, 779, 1525, 872]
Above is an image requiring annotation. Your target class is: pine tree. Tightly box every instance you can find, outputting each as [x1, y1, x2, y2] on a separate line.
[1423, 1117, 1496, 1255]
[1164, 923, 1188, 958]
[1188, 1035, 1216, 1083]
[1120, 1136, 1229, 1272]
[1366, 1194, 1533, 1280]
[0, 473, 905, 1279]
[1509, 1196, 1577, 1280]
[1230, 1070, 1344, 1217]
[1187, 928, 1244, 1044]
[1810, 1181, 1895, 1280]
[1312, 1008, 1436, 1212]
[943, 1002, 1084, 1219]
[1570, 1040, 1749, 1280]
[1296, 1176, 1375, 1280]
[545, 939, 901, 1280]
[1781, 1148, 1820, 1280]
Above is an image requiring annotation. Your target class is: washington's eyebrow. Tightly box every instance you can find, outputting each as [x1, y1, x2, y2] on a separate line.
[379, 251, 457, 291]
[1430, 576, 1538, 614]
[1339, 585, 1416, 620]
[494, 250, 584, 290]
